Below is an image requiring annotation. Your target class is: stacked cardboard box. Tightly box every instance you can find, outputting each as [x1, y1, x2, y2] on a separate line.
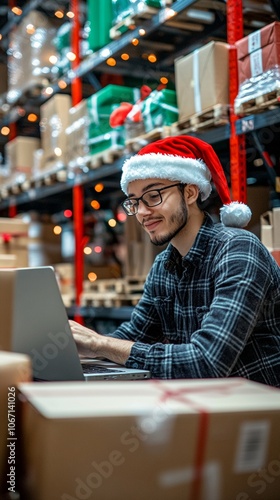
[235, 22, 280, 111]
[40, 93, 72, 170]
[17, 378, 280, 500]
[7, 11, 57, 104]
[175, 41, 229, 122]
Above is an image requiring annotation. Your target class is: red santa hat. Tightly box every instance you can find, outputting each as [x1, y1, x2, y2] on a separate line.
[120, 135, 252, 228]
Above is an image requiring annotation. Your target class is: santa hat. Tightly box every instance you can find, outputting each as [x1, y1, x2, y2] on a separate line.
[121, 135, 252, 228]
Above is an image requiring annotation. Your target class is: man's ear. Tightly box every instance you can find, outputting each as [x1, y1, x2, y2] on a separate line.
[184, 184, 200, 204]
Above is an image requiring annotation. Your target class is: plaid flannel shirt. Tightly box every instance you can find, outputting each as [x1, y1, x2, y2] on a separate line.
[110, 214, 280, 386]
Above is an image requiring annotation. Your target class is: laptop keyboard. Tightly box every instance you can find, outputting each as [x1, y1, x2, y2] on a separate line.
[82, 363, 124, 374]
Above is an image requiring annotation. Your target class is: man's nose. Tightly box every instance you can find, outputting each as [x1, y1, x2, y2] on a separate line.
[137, 199, 153, 216]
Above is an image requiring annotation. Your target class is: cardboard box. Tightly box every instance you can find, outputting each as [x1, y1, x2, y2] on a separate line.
[7, 10, 56, 103]
[5, 137, 40, 177]
[0, 352, 32, 495]
[236, 22, 280, 85]
[18, 378, 280, 500]
[260, 208, 280, 251]
[0, 218, 29, 268]
[40, 94, 72, 166]
[175, 41, 229, 121]
[65, 100, 89, 169]
[236, 22, 280, 60]
[0, 255, 17, 268]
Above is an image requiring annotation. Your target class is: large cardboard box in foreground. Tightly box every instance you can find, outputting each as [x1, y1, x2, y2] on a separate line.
[175, 41, 229, 121]
[0, 352, 32, 495]
[18, 378, 280, 500]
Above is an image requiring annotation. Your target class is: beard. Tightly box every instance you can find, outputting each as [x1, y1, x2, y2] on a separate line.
[148, 198, 189, 247]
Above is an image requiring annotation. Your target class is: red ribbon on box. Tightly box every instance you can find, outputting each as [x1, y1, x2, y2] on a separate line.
[152, 378, 246, 500]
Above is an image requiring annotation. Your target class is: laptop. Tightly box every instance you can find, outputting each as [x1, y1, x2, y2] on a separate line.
[0, 266, 151, 381]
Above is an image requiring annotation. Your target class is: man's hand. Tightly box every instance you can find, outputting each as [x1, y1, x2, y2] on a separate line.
[69, 320, 134, 365]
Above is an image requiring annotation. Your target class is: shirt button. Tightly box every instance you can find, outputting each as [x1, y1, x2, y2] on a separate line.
[132, 362, 139, 369]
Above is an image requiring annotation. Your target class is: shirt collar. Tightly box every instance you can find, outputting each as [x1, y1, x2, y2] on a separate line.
[164, 213, 215, 274]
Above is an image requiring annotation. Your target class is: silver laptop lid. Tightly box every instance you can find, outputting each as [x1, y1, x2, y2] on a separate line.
[0, 266, 151, 381]
[1, 266, 84, 381]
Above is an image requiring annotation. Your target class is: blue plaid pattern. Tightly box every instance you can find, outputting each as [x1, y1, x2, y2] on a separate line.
[110, 214, 280, 386]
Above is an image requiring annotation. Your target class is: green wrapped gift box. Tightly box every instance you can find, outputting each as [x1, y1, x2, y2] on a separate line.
[141, 89, 178, 132]
[86, 85, 140, 155]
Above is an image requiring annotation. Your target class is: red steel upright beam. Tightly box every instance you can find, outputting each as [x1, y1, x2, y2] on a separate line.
[227, 0, 247, 203]
[71, 0, 84, 321]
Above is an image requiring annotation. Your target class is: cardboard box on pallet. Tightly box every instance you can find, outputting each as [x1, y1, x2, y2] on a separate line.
[17, 378, 280, 500]
[5, 136, 41, 180]
[65, 99, 89, 170]
[40, 94, 72, 169]
[234, 22, 280, 112]
[175, 41, 229, 122]
[0, 351, 32, 495]
[141, 89, 178, 133]
[7, 10, 57, 104]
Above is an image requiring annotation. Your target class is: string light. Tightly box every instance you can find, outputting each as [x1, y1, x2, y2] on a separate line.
[106, 58, 116, 67]
[53, 225, 62, 235]
[94, 183, 104, 193]
[11, 7, 22, 15]
[54, 10, 64, 19]
[58, 80, 67, 89]
[88, 272, 97, 282]
[148, 54, 157, 63]
[27, 113, 38, 122]
[90, 200, 100, 210]
[84, 246, 92, 255]
[108, 219, 117, 228]
[1, 126, 10, 136]
[94, 246, 102, 253]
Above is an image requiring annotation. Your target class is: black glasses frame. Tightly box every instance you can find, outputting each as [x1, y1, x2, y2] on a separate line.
[121, 182, 183, 216]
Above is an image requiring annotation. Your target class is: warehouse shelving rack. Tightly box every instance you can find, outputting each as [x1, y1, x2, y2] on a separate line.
[0, 0, 279, 315]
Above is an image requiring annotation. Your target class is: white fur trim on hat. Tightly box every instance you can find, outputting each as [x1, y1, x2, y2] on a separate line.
[220, 202, 252, 228]
[121, 153, 212, 200]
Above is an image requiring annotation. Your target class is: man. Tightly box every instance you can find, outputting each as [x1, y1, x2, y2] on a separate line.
[70, 135, 280, 386]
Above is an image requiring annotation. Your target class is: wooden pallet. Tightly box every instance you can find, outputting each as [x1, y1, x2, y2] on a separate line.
[172, 104, 229, 135]
[234, 89, 280, 116]
[89, 147, 125, 169]
[110, 3, 173, 39]
[28, 166, 68, 189]
[81, 276, 145, 307]
[125, 126, 171, 153]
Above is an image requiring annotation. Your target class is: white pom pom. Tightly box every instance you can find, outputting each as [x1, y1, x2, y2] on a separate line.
[220, 202, 252, 228]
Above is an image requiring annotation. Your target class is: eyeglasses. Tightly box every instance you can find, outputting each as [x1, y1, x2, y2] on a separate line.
[121, 183, 182, 216]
